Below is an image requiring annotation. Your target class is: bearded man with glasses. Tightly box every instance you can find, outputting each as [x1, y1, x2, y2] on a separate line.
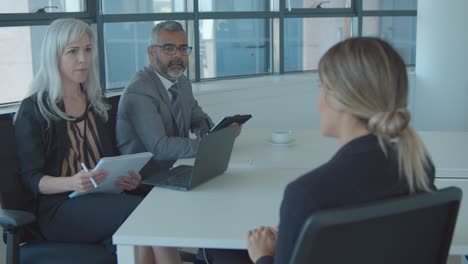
[117, 20, 214, 177]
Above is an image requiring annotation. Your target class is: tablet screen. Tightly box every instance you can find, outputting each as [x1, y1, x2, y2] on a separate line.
[210, 114, 252, 133]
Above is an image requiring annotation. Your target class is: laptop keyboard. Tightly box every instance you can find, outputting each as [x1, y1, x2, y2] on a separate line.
[163, 165, 193, 187]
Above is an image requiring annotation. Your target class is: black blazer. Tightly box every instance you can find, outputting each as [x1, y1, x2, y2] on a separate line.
[257, 134, 435, 264]
[14, 95, 118, 213]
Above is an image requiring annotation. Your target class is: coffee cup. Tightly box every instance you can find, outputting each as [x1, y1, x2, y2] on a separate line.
[271, 131, 292, 144]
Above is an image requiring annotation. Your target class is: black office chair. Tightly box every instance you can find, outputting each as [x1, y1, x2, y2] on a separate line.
[289, 187, 462, 264]
[0, 112, 117, 264]
[106, 95, 120, 136]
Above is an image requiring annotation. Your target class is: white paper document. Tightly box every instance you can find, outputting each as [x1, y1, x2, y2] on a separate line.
[69, 152, 153, 198]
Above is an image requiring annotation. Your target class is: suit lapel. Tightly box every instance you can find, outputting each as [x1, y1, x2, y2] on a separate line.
[144, 66, 186, 136]
[144, 66, 171, 106]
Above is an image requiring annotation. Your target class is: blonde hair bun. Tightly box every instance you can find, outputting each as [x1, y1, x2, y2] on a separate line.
[368, 109, 410, 139]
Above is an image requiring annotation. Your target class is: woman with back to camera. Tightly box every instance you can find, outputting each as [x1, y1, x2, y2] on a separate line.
[245, 37, 436, 264]
[207, 37, 436, 264]
[14, 18, 181, 264]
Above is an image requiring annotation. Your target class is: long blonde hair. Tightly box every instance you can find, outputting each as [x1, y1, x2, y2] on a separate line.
[318, 37, 432, 192]
[28, 18, 108, 124]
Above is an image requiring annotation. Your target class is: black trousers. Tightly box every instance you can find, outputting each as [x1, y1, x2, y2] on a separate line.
[204, 249, 252, 264]
[38, 193, 142, 248]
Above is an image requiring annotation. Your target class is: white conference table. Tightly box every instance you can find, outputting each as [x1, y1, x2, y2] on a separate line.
[113, 129, 468, 262]
[113, 168, 308, 263]
[227, 129, 338, 170]
[201, 129, 468, 175]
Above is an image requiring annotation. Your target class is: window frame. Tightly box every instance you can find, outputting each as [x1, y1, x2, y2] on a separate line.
[0, 0, 418, 106]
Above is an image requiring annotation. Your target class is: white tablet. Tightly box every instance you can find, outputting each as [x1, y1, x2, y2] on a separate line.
[68, 152, 153, 198]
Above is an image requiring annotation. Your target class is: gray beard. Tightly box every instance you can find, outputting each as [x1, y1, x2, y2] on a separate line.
[167, 69, 184, 80]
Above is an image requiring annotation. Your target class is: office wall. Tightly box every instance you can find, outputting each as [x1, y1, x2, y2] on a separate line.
[193, 74, 320, 130]
[192, 71, 417, 131]
[414, 0, 468, 131]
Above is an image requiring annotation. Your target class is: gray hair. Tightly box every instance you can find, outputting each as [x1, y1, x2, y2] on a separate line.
[149, 20, 185, 46]
[28, 18, 108, 124]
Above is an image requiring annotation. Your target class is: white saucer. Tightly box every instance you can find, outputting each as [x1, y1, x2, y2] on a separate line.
[266, 138, 295, 146]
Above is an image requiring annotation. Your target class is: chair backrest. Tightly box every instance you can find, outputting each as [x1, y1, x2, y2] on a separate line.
[104, 95, 120, 148]
[106, 95, 120, 132]
[0, 113, 34, 213]
[289, 187, 462, 264]
[0, 113, 40, 246]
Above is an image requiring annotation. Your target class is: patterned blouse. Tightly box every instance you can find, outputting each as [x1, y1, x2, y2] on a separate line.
[60, 109, 103, 176]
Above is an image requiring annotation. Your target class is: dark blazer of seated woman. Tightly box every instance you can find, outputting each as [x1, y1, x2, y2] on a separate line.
[15, 95, 117, 199]
[254, 134, 435, 264]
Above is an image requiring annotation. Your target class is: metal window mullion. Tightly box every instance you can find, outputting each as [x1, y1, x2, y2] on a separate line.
[362, 10, 417, 17]
[0, 12, 90, 21]
[263, 0, 271, 73]
[0, 13, 93, 27]
[86, 0, 96, 19]
[284, 12, 354, 18]
[286, 8, 354, 16]
[357, 0, 363, 36]
[193, 0, 200, 82]
[279, 0, 285, 74]
[101, 13, 195, 23]
[197, 11, 275, 20]
[264, 17, 271, 73]
[96, 0, 106, 92]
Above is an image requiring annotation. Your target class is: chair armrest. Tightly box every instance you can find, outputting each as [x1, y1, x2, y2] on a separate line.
[0, 208, 36, 230]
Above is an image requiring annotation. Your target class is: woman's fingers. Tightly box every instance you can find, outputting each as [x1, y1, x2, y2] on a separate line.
[115, 171, 141, 190]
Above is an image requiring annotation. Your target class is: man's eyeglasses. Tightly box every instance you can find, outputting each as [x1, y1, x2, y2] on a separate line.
[151, 44, 193, 56]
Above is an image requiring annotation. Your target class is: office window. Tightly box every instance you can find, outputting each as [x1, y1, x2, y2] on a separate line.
[101, 0, 189, 14]
[199, 19, 271, 79]
[0, 0, 86, 13]
[0, 26, 49, 104]
[363, 0, 417, 10]
[286, 0, 351, 9]
[0, 24, 100, 104]
[362, 16, 417, 64]
[284, 17, 352, 72]
[199, 0, 271, 12]
[0, 0, 419, 105]
[104, 21, 193, 89]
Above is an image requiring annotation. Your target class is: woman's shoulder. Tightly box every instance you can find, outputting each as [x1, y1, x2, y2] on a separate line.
[16, 94, 50, 126]
[19, 95, 36, 107]
[17, 95, 40, 116]
[285, 162, 335, 194]
[285, 146, 384, 194]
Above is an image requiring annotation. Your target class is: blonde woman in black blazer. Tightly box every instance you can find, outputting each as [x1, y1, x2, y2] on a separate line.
[246, 37, 436, 264]
[206, 37, 436, 264]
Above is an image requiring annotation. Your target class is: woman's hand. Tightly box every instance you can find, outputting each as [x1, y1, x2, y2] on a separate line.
[115, 170, 142, 191]
[69, 169, 108, 193]
[246, 226, 278, 263]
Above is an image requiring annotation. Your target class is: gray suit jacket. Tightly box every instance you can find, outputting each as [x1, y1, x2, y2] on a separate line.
[116, 66, 213, 175]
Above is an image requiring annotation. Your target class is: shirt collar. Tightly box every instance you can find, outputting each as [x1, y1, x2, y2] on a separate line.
[154, 70, 177, 91]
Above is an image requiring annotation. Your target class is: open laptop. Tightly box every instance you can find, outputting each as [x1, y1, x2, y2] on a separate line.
[142, 125, 237, 191]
